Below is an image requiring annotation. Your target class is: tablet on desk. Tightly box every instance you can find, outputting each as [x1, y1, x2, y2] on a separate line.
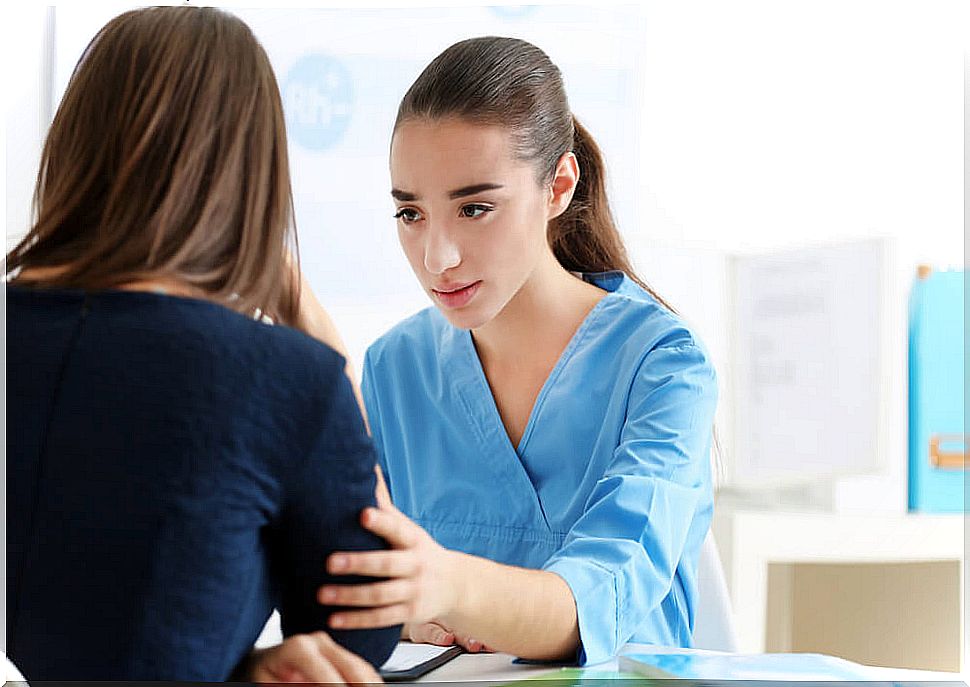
[380, 643, 464, 682]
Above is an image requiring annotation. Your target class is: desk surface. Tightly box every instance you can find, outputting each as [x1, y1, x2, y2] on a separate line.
[415, 644, 964, 683]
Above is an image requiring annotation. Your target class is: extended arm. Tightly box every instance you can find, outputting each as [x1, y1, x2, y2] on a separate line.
[320, 494, 580, 661]
[324, 342, 717, 664]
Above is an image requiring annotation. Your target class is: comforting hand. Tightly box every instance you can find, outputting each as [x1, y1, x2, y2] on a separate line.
[405, 621, 493, 653]
[317, 467, 458, 630]
[243, 631, 382, 684]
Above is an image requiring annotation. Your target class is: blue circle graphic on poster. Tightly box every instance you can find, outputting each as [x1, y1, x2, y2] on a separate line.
[488, 5, 538, 19]
[283, 54, 353, 152]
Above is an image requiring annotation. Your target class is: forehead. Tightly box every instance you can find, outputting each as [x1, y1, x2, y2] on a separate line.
[390, 118, 528, 191]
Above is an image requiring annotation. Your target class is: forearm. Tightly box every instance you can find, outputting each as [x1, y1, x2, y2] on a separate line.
[440, 550, 579, 662]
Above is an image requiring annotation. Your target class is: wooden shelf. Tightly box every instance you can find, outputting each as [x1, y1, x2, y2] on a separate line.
[712, 509, 965, 671]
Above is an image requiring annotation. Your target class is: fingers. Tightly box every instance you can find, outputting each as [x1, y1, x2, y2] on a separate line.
[290, 633, 346, 683]
[374, 464, 394, 511]
[251, 663, 305, 683]
[326, 549, 420, 579]
[320, 578, 414, 607]
[250, 655, 309, 684]
[250, 632, 384, 684]
[256, 633, 344, 683]
[316, 632, 383, 684]
[444, 626, 492, 654]
[406, 622, 493, 653]
[453, 633, 487, 653]
[329, 603, 412, 630]
[252, 664, 310, 683]
[359, 506, 417, 548]
[408, 621, 455, 647]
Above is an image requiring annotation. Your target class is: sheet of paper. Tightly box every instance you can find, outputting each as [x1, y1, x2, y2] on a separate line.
[381, 643, 454, 672]
[731, 239, 889, 486]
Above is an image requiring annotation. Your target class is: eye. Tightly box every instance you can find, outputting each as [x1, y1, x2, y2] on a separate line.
[393, 207, 423, 224]
[459, 204, 493, 219]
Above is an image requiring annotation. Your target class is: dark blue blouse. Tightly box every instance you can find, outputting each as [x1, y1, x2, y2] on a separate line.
[6, 286, 400, 680]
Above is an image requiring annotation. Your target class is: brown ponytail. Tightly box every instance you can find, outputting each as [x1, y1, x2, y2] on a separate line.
[551, 117, 675, 311]
[394, 36, 674, 312]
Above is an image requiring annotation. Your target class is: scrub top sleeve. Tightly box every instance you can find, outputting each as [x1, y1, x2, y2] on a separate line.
[542, 342, 717, 666]
[360, 349, 390, 497]
[275, 361, 400, 668]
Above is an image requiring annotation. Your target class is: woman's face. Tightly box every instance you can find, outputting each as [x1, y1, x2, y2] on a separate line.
[389, 118, 557, 331]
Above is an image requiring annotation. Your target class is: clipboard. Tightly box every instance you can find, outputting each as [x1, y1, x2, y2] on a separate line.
[379, 643, 464, 682]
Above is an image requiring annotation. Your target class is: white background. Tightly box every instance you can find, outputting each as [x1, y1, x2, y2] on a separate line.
[4, 0, 967, 499]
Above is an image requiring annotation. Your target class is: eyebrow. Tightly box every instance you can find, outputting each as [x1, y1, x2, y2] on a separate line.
[390, 188, 417, 201]
[390, 183, 505, 202]
[447, 183, 504, 200]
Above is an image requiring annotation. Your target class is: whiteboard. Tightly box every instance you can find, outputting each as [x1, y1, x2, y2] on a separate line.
[730, 239, 891, 486]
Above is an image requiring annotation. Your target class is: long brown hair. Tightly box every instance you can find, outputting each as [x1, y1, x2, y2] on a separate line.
[393, 35, 674, 311]
[5, 6, 300, 324]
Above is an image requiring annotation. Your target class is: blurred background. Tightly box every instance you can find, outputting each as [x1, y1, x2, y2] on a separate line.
[4, 0, 967, 673]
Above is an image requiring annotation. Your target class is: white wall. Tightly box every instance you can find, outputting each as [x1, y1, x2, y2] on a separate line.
[12, 2, 966, 260]
[9, 0, 966, 293]
[5, 5, 52, 249]
[634, 1, 965, 258]
[5, 1, 967, 502]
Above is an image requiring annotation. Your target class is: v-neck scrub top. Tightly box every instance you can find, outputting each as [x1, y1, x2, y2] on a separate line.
[361, 271, 718, 665]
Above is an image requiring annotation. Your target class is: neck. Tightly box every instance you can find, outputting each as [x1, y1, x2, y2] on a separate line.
[471, 250, 605, 365]
[116, 276, 205, 299]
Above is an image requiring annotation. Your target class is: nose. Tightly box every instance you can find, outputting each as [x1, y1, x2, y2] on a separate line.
[423, 221, 462, 275]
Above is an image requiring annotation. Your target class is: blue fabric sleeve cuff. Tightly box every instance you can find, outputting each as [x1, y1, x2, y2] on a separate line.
[543, 556, 619, 666]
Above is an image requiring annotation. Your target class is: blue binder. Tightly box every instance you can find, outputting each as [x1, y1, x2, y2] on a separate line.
[908, 266, 965, 512]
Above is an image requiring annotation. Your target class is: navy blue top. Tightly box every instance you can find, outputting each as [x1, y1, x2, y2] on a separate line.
[6, 285, 400, 681]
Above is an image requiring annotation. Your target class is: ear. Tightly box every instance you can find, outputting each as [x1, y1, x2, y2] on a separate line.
[546, 152, 579, 221]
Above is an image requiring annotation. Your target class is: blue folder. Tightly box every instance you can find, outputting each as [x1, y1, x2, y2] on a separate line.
[908, 267, 965, 512]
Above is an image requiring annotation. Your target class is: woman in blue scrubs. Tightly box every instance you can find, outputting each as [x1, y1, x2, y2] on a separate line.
[318, 36, 718, 666]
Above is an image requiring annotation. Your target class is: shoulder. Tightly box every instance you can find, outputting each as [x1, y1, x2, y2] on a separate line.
[364, 305, 449, 372]
[591, 275, 717, 401]
[600, 274, 707, 355]
[251, 317, 346, 380]
[146, 294, 348, 388]
[9, 287, 351, 461]
[177, 304, 357, 469]
[110, 293, 350, 411]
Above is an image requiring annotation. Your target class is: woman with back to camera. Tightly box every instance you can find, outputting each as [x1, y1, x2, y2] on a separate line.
[312, 36, 719, 666]
[6, 6, 398, 682]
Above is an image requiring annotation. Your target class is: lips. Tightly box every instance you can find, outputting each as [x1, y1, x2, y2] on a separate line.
[431, 280, 482, 309]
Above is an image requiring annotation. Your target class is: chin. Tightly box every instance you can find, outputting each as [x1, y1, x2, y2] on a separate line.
[432, 294, 502, 330]
[438, 307, 489, 331]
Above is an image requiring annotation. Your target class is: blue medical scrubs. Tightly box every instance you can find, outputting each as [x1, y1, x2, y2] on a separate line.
[361, 271, 718, 665]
